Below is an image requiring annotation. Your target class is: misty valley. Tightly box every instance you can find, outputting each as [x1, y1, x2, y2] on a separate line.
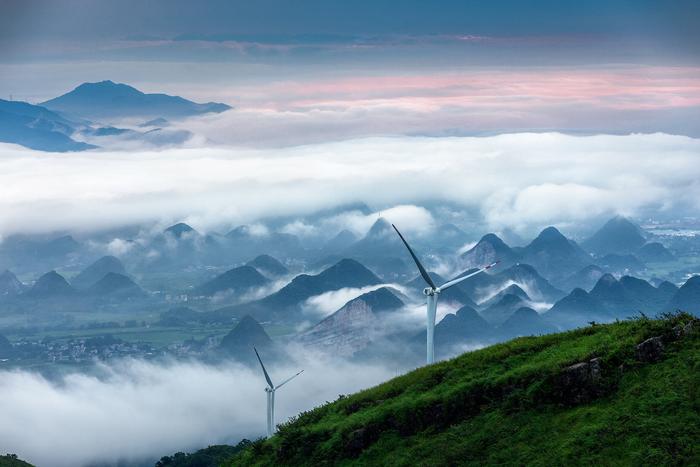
[3, 213, 699, 369]
[1, 205, 699, 466]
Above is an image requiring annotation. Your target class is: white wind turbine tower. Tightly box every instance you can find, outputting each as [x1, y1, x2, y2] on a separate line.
[254, 347, 303, 438]
[392, 224, 499, 365]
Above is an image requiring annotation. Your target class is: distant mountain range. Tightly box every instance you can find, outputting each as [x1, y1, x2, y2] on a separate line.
[0, 210, 696, 361]
[246, 254, 289, 278]
[164, 222, 197, 239]
[40, 80, 231, 120]
[461, 233, 519, 269]
[0, 270, 26, 298]
[544, 273, 680, 328]
[517, 226, 591, 278]
[215, 258, 382, 323]
[88, 272, 145, 299]
[458, 217, 677, 289]
[450, 262, 564, 305]
[25, 270, 77, 298]
[583, 216, 646, 255]
[460, 226, 590, 280]
[193, 265, 269, 297]
[0, 99, 95, 152]
[7, 264, 148, 305]
[71, 255, 128, 289]
[666, 275, 700, 314]
[499, 306, 556, 337]
[481, 293, 527, 325]
[431, 305, 492, 348]
[0, 81, 231, 151]
[219, 315, 272, 356]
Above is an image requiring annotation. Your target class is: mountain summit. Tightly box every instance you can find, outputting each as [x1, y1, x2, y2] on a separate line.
[461, 233, 518, 269]
[26, 271, 76, 298]
[519, 226, 590, 279]
[40, 81, 231, 120]
[71, 256, 127, 289]
[583, 216, 646, 255]
[0, 270, 25, 297]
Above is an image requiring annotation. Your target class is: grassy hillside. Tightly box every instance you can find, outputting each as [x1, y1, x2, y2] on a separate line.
[0, 454, 33, 467]
[231, 313, 699, 466]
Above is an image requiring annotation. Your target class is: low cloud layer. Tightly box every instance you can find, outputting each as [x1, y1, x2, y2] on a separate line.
[0, 357, 393, 467]
[282, 204, 435, 239]
[0, 132, 698, 238]
[302, 284, 398, 319]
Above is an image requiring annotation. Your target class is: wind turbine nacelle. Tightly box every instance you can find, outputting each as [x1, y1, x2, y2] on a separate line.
[423, 287, 438, 296]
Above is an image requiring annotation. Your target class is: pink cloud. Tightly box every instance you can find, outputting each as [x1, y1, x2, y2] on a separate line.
[230, 66, 700, 113]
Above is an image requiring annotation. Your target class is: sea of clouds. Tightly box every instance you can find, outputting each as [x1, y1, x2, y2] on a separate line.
[0, 355, 394, 467]
[0, 132, 698, 239]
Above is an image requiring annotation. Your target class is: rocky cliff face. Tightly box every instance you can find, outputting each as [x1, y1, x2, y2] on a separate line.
[298, 288, 403, 357]
[298, 299, 376, 357]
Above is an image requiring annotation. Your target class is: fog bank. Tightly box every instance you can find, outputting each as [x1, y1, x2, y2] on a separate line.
[0, 132, 698, 237]
[0, 357, 393, 466]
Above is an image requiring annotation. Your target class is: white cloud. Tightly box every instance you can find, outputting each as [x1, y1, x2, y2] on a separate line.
[320, 204, 435, 237]
[0, 132, 698, 237]
[301, 283, 403, 319]
[0, 357, 393, 467]
[280, 220, 318, 237]
[457, 241, 477, 255]
[106, 238, 136, 256]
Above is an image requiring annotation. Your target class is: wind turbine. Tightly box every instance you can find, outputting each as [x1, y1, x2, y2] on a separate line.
[254, 347, 303, 438]
[392, 224, 499, 365]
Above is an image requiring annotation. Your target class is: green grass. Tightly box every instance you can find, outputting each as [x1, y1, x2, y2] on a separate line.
[230, 313, 699, 466]
[0, 454, 33, 467]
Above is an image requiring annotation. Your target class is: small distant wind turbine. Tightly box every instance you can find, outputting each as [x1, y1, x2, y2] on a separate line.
[254, 347, 303, 438]
[392, 224, 499, 365]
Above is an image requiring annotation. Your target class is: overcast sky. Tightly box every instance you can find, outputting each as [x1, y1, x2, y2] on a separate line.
[2, 0, 698, 40]
[1, 0, 699, 132]
[0, 1, 698, 235]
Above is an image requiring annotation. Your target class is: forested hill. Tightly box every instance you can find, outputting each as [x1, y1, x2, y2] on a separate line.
[230, 313, 699, 466]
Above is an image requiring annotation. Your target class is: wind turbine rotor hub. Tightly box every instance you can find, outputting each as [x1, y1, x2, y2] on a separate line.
[392, 223, 496, 366]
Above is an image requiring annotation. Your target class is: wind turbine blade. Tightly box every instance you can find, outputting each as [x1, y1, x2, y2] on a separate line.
[275, 370, 303, 390]
[439, 261, 500, 291]
[392, 224, 436, 290]
[254, 347, 274, 389]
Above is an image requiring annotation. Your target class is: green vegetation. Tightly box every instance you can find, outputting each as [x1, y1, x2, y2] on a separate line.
[0, 454, 33, 467]
[11, 323, 231, 346]
[156, 442, 251, 467]
[231, 313, 699, 466]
